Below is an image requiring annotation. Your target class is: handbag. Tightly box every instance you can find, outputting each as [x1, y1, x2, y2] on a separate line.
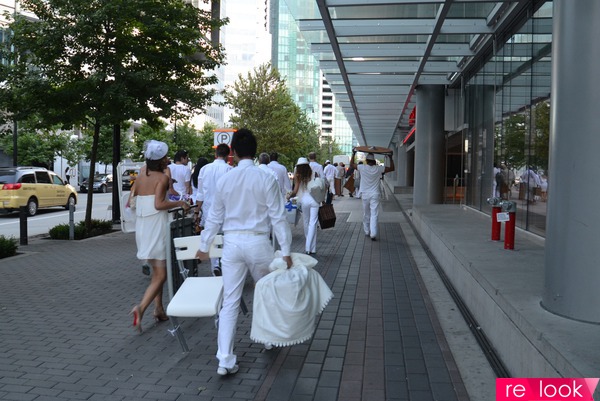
[307, 177, 327, 204]
[127, 184, 137, 210]
[318, 203, 336, 229]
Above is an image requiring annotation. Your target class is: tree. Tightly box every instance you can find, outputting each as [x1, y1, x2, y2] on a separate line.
[196, 122, 219, 161]
[225, 63, 321, 168]
[0, 0, 225, 230]
[0, 116, 82, 167]
[172, 121, 205, 162]
[79, 124, 134, 171]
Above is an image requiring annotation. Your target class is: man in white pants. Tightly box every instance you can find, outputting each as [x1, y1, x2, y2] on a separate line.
[196, 128, 292, 376]
[350, 151, 395, 241]
[196, 143, 232, 276]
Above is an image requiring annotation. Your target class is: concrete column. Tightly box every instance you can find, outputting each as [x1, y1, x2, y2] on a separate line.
[396, 146, 408, 187]
[413, 85, 445, 205]
[542, 0, 600, 323]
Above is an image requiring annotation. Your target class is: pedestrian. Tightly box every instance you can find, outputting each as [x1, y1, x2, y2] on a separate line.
[334, 162, 343, 196]
[344, 164, 355, 197]
[258, 152, 276, 178]
[129, 140, 191, 333]
[191, 157, 210, 233]
[64, 167, 70, 184]
[195, 128, 292, 376]
[323, 160, 336, 203]
[350, 151, 395, 241]
[168, 150, 192, 201]
[268, 152, 292, 199]
[308, 152, 324, 180]
[354, 162, 362, 198]
[520, 167, 541, 204]
[197, 143, 232, 276]
[287, 157, 324, 255]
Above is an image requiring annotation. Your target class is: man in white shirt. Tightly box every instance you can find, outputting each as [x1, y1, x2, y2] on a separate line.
[323, 160, 336, 202]
[268, 152, 292, 198]
[197, 143, 232, 275]
[308, 152, 324, 179]
[196, 128, 292, 377]
[258, 153, 277, 178]
[167, 150, 191, 200]
[350, 151, 395, 241]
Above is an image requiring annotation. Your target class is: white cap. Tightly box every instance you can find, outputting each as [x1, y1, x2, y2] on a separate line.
[366, 153, 376, 161]
[296, 157, 309, 166]
[325, 160, 330, 164]
[144, 140, 169, 160]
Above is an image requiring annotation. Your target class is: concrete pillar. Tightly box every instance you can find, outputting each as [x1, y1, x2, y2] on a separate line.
[542, 0, 600, 323]
[406, 149, 415, 187]
[396, 146, 408, 187]
[413, 85, 445, 205]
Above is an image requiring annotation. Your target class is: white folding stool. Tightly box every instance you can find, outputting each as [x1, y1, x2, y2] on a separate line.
[167, 235, 224, 352]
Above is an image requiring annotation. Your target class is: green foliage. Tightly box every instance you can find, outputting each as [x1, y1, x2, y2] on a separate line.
[79, 123, 134, 168]
[48, 220, 114, 240]
[196, 122, 219, 161]
[0, 116, 80, 167]
[0, 235, 18, 259]
[0, 0, 226, 230]
[225, 63, 321, 168]
[318, 136, 344, 165]
[172, 121, 206, 162]
[131, 121, 173, 161]
[495, 101, 549, 171]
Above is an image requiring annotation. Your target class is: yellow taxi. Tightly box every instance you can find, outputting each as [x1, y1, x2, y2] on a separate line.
[0, 166, 78, 216]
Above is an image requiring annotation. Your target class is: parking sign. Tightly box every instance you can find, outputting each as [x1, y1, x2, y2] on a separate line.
[214, 129, 235, 146]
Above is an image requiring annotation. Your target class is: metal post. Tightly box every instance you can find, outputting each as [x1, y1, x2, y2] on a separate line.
[69, 203, 75, 240]
[19, 206, 27, 245]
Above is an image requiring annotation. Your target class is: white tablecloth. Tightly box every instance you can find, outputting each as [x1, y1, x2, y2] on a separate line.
[251, 252, 333, 347]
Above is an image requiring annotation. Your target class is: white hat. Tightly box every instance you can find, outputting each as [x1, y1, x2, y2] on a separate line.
[296, 157, 309, 166]
[366, 153, 376, 161]
[144, 140, 169, 160]
[325, 160, 330, 164]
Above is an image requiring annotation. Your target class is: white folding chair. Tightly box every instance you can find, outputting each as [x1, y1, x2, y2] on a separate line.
[167, 235, 224, 352]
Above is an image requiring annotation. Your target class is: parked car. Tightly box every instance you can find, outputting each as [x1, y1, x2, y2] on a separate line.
[122, 169, 139, 191]
[80, 173, 113, 193]
[0, 166, 78, 216]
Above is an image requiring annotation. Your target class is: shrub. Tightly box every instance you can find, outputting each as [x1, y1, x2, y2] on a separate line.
[48, 220, 114, 240]
[0, 235, 18, 259]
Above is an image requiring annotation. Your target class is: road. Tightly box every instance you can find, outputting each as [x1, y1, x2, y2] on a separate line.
[0, 192, 125, 239]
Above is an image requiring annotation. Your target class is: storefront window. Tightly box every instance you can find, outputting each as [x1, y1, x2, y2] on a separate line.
[463, 2, 552, 236]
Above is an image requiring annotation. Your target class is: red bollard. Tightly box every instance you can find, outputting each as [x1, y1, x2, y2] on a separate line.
[491, 206, 501, 241]
[502, 201, 517, 250]
[487, 197, 502, 241]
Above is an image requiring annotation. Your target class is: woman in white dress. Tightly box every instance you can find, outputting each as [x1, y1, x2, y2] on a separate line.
[287, 157, 320, 255]
[129, 140, 191, 333]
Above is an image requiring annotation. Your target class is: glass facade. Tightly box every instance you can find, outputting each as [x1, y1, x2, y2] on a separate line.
[461, 2, 552, 236]
[273, 0, 355, 155]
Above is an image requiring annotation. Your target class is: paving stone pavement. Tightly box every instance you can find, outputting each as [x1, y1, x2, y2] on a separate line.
[0, 192, 468, 401]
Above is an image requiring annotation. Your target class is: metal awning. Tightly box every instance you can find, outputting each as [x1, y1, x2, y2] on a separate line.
[283, 0, 548, 148]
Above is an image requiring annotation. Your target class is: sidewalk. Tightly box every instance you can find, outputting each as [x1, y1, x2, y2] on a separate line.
[0, 191, 471, 401]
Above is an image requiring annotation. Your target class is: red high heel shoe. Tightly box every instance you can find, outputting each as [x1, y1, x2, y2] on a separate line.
[130, 305, 143, 333]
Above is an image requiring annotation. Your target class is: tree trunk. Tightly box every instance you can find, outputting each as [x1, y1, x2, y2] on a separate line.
[85, 122, 101, 232]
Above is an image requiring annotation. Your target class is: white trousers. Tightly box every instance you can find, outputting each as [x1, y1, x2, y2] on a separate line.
[300, 193, 319, 253]
[361, 192, 381, 238]
[217, 233, 273, 369]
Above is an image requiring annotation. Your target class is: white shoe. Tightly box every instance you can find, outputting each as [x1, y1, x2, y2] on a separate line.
[217, 365, 239, 376]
